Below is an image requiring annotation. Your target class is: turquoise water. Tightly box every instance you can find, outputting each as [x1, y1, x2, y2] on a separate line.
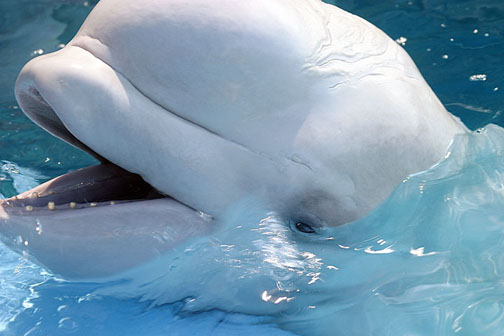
[1, 0, 504, 335]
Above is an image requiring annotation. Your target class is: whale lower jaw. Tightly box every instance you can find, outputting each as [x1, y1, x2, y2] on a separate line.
[0, 196, 213, 280]
[0, 162, 212, 280]
[0, 163, 212, 280]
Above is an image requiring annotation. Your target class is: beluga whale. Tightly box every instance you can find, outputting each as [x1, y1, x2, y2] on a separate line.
[1, 0, 466, 281]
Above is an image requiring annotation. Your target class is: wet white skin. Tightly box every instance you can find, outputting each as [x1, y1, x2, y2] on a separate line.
[1, 0, 466, 280]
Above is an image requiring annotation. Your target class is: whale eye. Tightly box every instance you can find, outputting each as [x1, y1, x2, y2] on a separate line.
[290, 220, 316, 234]
[296, 222, 315, 233]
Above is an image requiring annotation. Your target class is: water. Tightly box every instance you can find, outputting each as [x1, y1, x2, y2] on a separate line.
[0, 0, 504, 335]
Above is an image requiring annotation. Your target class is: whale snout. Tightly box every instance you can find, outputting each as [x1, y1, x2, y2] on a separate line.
[11, 47, 220, 280]
[15, 46, 123, 161]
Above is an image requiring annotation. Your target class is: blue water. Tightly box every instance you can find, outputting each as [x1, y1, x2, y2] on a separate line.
[1, 0, 504, 335]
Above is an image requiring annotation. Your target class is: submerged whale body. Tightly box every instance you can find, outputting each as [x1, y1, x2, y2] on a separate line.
[0, 0, 465, 280]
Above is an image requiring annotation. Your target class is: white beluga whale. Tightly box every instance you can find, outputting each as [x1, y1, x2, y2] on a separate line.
[1, 0, 465, 281]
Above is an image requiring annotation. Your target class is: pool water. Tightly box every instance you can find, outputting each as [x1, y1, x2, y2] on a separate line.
[1, 0, 504, 335]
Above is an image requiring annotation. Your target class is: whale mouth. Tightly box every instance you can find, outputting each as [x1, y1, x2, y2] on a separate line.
[1, 163, 165, 211]
[4, 86, 166, 212]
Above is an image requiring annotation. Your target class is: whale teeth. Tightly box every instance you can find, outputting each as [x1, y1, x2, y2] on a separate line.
[48, 190, 55, 195]
[90, 202, 97, 207]
[25, 205, 33, 212]
[48, 201, 55, 211]
[13, 195, 19, 200]
[69, 202, 77, 209]
[31, 192, 39, 198]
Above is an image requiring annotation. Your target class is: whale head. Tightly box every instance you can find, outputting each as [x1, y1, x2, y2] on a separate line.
[1, 0, 465, 280]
